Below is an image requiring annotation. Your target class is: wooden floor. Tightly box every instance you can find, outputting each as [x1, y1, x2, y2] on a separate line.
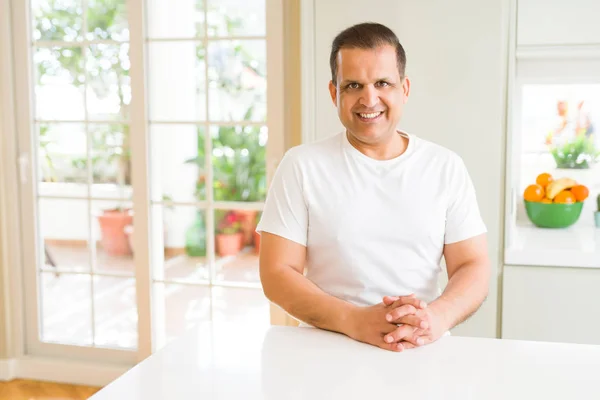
[0, 379, 101, 400]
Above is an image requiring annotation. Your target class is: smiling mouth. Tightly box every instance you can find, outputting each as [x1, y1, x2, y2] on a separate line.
[355, 111, 384, 121]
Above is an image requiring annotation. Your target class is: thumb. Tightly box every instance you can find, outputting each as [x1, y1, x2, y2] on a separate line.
[382, 296, 399, 305]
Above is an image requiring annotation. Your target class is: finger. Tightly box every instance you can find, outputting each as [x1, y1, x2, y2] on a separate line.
[393, 314, 429, 330]
[383, 293, 416, 306]
[383, 325, 424, 347]
[413, 328, 427, 336]
[382, 296, 399, 306]
[390, 296, 427, 310]
[377, 340, 404, 352]
[399, 341, 416, 350]
[385, 304, 417, 322]
[382, 293, 415, 306]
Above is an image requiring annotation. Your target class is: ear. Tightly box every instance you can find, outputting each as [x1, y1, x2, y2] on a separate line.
[401, 76, 411, 104]
[328, 80, 338, 106]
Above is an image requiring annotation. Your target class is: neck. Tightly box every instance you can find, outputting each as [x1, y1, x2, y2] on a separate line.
[346, 130, 408, 160]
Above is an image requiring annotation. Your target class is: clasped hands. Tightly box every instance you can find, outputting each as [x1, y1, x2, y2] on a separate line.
[347, 293, 448, 352]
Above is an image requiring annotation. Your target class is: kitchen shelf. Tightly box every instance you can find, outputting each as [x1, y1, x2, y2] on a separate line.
[504, 221, 600, 269]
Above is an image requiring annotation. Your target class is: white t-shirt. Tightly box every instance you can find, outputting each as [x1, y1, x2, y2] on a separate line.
[256, 131, 487, 308]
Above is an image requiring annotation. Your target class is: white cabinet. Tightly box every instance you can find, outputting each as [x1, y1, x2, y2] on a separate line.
[502, 265, 600, 345]
[517, 0, 600, 47]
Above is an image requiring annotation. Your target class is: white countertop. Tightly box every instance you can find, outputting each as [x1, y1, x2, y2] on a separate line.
[91, 322, 600, 399]
[505, 221, 600, 268]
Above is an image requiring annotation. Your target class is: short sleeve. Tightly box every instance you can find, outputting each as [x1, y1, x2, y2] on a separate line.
[444, 156, 487, 244]
[255, 149, 308, 246]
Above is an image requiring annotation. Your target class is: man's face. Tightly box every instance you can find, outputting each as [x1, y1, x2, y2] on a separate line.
[329, 45, 410, 144]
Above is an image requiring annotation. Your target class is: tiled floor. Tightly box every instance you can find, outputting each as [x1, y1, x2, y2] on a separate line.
[40, 243, 270, 350]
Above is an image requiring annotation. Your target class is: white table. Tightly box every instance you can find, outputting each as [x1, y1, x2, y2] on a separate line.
[91, 323, 600, 399]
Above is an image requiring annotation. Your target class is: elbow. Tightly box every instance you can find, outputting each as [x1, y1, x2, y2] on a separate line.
[259, 264, 278, 304]
[480, 259, 492, 299]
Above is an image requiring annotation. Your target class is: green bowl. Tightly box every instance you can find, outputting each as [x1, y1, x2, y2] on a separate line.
[524, 200, 584, 228]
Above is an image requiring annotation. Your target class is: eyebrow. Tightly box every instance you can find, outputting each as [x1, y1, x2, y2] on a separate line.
[340, 77, 394, 85]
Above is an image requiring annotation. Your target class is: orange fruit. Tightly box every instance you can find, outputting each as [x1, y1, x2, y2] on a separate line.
[553, 190, 576, 204]
[541, 198, 552, 204]
[570, 185, 589, 202]
[523, 184, 545, 202]
[536, 173, 553, 188]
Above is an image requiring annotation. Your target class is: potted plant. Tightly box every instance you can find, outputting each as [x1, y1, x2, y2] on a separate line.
[95, 127, 132, 257]
[595, 194, 600, 228]
[97, 205, 133, 256]
[211, 122, 266, 245]
[548, 135, 599, 169]
[215, 210, 244, 257]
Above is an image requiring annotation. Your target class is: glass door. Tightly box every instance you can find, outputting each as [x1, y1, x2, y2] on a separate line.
[14, 0, 283, 363]
[145, 0, 280, 349]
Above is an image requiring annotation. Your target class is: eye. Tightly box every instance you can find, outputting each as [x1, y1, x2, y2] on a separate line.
[376, 81, 390, 87]
[347, 82, 360, 89]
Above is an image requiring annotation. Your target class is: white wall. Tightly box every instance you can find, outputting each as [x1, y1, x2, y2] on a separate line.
[308, 0, 509, 338]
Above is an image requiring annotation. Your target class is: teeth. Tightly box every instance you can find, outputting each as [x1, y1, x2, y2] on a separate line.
[359, 112, 381, 119]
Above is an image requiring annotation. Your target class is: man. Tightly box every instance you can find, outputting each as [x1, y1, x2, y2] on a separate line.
[257, 22, 490, 352]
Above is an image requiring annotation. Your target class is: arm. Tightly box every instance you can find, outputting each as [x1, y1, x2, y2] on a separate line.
[259, 232, 355, 334]
[260, 231, 423, 350]
[429, 233, 491, 331]
[384, 156, 490, 346]
[256, 150, 356, 334]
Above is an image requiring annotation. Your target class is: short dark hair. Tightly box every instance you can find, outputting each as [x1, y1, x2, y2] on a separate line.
[329, 22, 407, 84]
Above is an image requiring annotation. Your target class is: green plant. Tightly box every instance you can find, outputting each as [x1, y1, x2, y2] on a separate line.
[549, 134, 599, 169]
[597, 193, 600, 212]
[212, 123, 267, 202]
[184, 108, 267, 203]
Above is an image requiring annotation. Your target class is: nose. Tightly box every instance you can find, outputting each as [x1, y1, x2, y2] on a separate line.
[359, 84, 379, 108]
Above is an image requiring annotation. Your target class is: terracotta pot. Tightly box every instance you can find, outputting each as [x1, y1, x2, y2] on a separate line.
[253, 230, 261, 255]
[97, 209, 133, 256]
[235, 210, 258, 245]
[216, 233, 244, 256]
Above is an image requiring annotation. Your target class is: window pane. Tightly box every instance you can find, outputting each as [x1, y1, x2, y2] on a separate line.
[31, 0, 83, 42]
[207, 0, 265, 37]
[86, 0, 129, 41]
[40, 272, 92, 345]
[91, 200, 134, 276]
[39, 198, 91, 273]
[87, 44, 131, 121]
[37, 123, 88, 189]
[150, 125, 206, 202]
[208, 40, 266, 122]
[89, 124, 131, 192]
[94, 276, 137, 349]
[214, 208, 260, 284]
[521, 84, 600, 157]
[146, 0, 204, 38]
[148, 42, 206, 122]
[155, 283, 211, 343]
[34, 47, 85, 120]
[212, 125, 267, 202]
[151, 206, 209, 283]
